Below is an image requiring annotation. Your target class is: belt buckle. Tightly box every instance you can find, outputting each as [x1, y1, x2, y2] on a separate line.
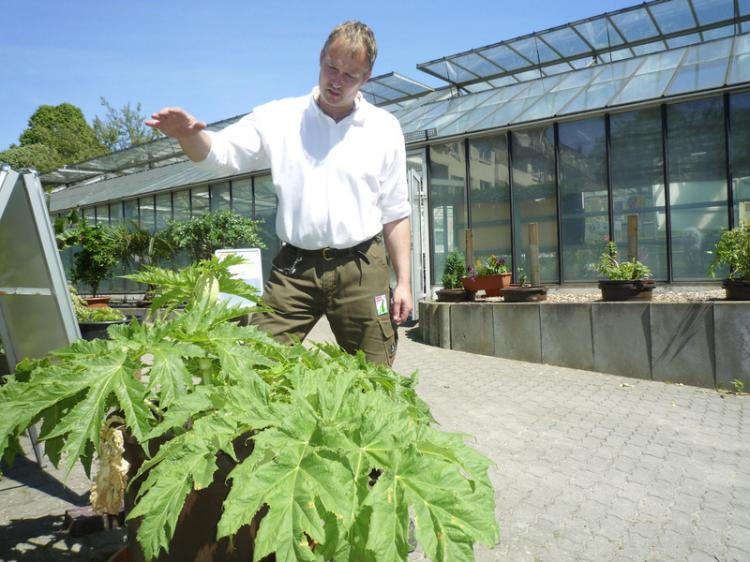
[322, 247, 334, 261]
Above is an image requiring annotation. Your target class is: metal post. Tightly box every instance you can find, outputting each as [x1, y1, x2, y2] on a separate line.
[465, 228, 474, 270]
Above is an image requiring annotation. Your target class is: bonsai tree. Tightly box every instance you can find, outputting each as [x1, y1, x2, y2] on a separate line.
[593, 241, 651, 280]
[0, 255, 499, 561]
[162, 210, 265, 262]
[707, 223, 750, 281]
[441, 249, 466, 289]
[57, 220, 120, 297]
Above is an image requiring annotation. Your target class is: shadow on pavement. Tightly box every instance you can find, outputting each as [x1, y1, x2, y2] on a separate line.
[0, 455, 88, 507]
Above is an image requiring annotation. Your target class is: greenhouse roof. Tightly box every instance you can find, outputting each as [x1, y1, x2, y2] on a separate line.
[417, 0, 750, 92]
[360, 72, 434, 108]
[397, 32, 750, 138]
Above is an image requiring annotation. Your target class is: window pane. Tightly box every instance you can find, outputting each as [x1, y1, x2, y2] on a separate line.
[610, 108, 668, 279]
[139, 196, 155, 233]
[155, 193, 171, 231]
[210, 182, 231, 212]
[232, 179, 252, 217]
[558, 117, 609, 281]
[511, 127, 559, 282]
[730, 92, 750, 227]
[468, 134, 511, 270]
[254, 175, 280, 282]
[667, 97, 728, 280]
[109, 201, 123, 226]
[173, 189, 190, 222]
[429, 141, 467, 283]
[95, 204, 109, 226]
[191, 187, 209, 216]
[123, 199, 138, 225]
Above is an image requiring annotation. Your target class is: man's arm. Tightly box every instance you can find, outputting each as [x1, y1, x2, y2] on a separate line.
[383, 216, 412, 324]
[146, 107, 211, 162]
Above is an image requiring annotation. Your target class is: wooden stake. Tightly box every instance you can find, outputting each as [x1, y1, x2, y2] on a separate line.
[627, 215, 638, 261]
[529, 222, 540, 286]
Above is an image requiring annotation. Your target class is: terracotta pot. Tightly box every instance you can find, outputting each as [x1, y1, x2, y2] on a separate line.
[84, 296, 112, 308]
[722, 279, 750, 300]
[501, 286, 548, 302]
[598, 279, 656, 301]
[462, 273, 512, 297]
[435, 287, 469, 302]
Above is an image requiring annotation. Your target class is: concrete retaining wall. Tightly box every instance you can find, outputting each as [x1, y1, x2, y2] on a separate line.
[419, 300, 750, 389]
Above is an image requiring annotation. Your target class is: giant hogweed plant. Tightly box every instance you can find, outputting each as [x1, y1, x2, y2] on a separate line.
[0, 257, 499, 561]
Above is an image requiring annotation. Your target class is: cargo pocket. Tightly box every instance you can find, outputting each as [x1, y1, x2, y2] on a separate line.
[378, 317, 398, 367]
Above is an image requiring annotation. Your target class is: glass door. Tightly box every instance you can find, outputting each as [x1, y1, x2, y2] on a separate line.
[407, 150, 430, 319]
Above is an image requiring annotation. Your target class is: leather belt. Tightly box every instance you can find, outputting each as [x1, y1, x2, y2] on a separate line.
[289, 235, 378, 263]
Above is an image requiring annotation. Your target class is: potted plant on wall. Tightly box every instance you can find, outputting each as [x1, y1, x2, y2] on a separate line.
[69, 285, 128, 340]
[0, 256, 499, 562]
[593, 241, 655, 301]
[435, 249, 468, 302]
[707, 222, 750, 300]
[462, 254, 512, 299]
[501, 270, 548, 302]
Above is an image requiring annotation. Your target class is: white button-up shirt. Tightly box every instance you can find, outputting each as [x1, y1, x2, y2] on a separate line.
[195, 88, 410, 250]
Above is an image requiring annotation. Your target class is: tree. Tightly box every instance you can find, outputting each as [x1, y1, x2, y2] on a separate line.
[92, 97, 161, 152]
[19, 103, 106, 164]
[0, 143, 62, 173]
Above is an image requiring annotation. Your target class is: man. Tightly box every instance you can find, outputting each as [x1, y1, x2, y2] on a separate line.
[147, 21, 412, 366]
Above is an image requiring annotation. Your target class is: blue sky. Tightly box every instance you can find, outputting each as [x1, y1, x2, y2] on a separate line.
[1, 0, 637, 151]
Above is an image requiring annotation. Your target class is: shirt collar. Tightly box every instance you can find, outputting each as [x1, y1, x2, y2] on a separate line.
[310, 87, 367, 125]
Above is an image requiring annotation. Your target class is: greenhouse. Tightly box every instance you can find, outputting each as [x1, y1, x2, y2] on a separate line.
[43, 0, 750, 303]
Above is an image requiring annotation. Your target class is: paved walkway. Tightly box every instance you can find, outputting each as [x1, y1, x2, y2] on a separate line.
[1, 320, 749, 561]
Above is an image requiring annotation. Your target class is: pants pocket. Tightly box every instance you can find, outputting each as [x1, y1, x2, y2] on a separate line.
[377, 317, 398, 367]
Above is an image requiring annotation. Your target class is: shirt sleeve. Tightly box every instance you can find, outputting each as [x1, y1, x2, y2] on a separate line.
[193, 112, 270, 174]
[378, 118, 411, 224]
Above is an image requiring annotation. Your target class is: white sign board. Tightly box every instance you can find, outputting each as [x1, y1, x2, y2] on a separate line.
[214, 248, 264, 296]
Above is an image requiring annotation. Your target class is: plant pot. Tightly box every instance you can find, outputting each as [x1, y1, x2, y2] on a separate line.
[722, 279, 750, 300]
[108, 546, 130, 562]
[462, 273, 512, 298]
[598, 279, 656, 301]
[79, 319, 129, 341]
[501, 286, 548, 302]
[123, 434, 265, 562]
[84, 296, 112, 308]
[435, 287, 469, 302]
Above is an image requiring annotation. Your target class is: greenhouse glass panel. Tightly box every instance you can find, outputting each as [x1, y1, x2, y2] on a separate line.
[551, 66, 602, 91]
[482, 44, 529, 70]
[682, 37, 733, 64]
[728, 52, 750, 85]
[560, 80, 627, 114]
[123, 199, 138, 225]
[692, 0, 734, 25]
[109, 201, 123, 226]
[507, 37, 557, 64]
[438, 105, 502, 136]
[612, 67, 678, 105]
[510, 126, 559, 282]
[81, 207, 95, 226]
[155, 192, 171, 231]
[232, 179, 252, 217]
[95, 204, 109, 226]
[730, 92, 750, 227]
[453, 53, 501, 76]
[139, 196, 155, 233]
[558, 117, 608, 281]
[610, 108, 668, 280]
[667, 33, 702, 48]
[428, 141, 467, 284]
[703, 25, 736, 40]
[542, 63, 574, 77]
[667, 97, 728, 280]
[489, 75, 519, 88]
[741, 0, 750, 14]
[632, 41, 667, 56]
[191, 186, 209, 216]
[591, 57, 644, 83]
[423, 62, 450, 81]
[666, 58, 729, 95]
[472, 96, 542, 131]
[210, 182, 231, 211]
[254, 175, 280, 283]
[610, 9, 659, 42]
[512, 87, 582, 123]
[445, 61, 479, 82]
[173, 189, 190, 221]
[540, 27, 589, 57]
[636, 48, 686, 74]
[573, 19, 625, 50]
[649, 0, 696, 33]
[468, 134, 511, 270]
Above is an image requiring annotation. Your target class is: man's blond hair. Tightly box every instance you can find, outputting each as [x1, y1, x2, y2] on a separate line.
[323, 21, 377, 71]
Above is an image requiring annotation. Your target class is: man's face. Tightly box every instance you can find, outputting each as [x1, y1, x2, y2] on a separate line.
[318, 38, 371, 118]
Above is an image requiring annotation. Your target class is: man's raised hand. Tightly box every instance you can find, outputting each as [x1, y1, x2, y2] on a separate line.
[146, 107, 207, 139]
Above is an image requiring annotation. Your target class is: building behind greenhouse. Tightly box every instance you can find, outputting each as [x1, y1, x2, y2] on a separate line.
[43, 0, 750, 306]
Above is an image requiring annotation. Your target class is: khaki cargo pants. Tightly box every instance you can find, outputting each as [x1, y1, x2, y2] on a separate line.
[250, 236, 398, 366]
